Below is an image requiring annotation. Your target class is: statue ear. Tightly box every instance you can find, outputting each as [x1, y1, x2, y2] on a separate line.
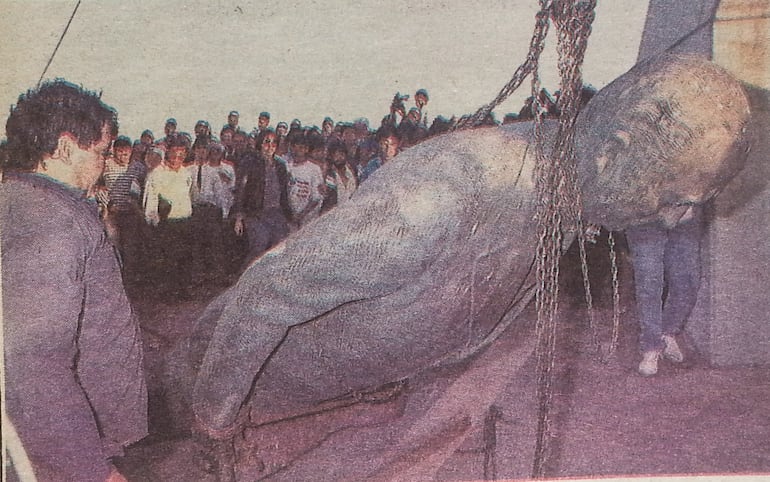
[596, 130, 631, 174]
[613, 130, 631, 150]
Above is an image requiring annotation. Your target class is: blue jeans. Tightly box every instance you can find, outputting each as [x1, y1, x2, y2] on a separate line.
[626, 209, 704, 352]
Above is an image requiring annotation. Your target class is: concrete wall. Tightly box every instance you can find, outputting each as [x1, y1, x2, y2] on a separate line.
[690, 0, 770, 366]
[637, 0, 770, 366]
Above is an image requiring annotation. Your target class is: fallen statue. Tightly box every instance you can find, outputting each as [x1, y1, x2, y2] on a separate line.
[178, 53, 751, 440]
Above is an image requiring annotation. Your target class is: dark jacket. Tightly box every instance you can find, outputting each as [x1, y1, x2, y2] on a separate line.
[234, 153, 291, 219]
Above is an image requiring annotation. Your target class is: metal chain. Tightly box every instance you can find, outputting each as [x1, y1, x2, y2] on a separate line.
[532, 1, 597, 478]
[454, 2, 553, 130]
[449, 0, 602, 476]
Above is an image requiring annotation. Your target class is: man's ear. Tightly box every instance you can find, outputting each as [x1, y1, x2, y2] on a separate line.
[52, 133, 77, 164]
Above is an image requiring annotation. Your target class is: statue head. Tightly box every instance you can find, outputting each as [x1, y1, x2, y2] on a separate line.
[576, 54, 752, 230]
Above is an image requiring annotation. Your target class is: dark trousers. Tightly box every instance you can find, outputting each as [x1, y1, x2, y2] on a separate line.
[191, 204, 227, 285]
[153, 217, 194, 296]
[243, 209, 290, 268]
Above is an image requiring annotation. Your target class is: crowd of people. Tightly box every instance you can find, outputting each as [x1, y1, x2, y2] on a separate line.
[93, 85, 559, 296]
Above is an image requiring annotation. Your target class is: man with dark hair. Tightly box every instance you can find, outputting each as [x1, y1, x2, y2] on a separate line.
[155, 117, 178, 153]
[143, 133, 196, 295]
[226, 110, 240, 132]
[357, 125, 401, 183]
[251, 111, 271, 139]
[1, 79, 147, 481]
[101, 135, 148, 285]
[233, 128, 291, 263]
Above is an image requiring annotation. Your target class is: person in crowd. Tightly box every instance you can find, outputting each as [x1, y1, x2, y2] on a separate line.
[131, 128, 155, 163]
[1, 79, 147, 482]
[226, 110, 241, 133]
[144, 146, 164, 172]
[286, 129, 326, 229]
[230, 129, 250, 170]
[275, 121, 290, 156]
[189, 140, 236, 286]
[321, 116, 334, 143]
[220, 125, 237, 163]
[503, 113, 520, 124]
[247, 132, 258, 151]
[428, 115, 455, 137]
[233, 128, 291, 263]
[306, 127, 328, 171]
[287, 118, 303, 145]
[398, 107, 429, 148]
[323, 139, 357, 212]
[414, 87, 430, 126]
[519, 88, 559, 119]
[194, 120, 214, 142]
[339, 122, 358, 165]
[143, 134, 195, 296]
[252, 111, 271, 139]
[357, 125, 401, 183]
[155, 117, 178, 152]
[101, 135, 148, 285]
[383, 92, 409, 128]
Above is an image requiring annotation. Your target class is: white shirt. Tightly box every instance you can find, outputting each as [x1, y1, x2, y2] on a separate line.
[287, 160, 325, 225]
[143, 164, 194, 224]
[190, 161, 236, 218]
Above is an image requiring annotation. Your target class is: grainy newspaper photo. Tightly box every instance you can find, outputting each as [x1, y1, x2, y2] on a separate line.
[1, 1, 769, 481]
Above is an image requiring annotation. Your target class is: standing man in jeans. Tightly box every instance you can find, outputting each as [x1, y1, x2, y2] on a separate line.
[628, 206, 703, 376]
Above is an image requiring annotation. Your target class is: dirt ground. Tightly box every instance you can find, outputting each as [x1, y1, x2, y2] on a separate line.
[117, 236, 770, 481]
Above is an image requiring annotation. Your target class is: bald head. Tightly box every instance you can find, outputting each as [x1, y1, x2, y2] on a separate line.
[576, 54, 751, 230]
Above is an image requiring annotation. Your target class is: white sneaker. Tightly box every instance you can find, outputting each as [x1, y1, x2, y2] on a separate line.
[638, 351, 660, 376]
[662, 335, 684, 363]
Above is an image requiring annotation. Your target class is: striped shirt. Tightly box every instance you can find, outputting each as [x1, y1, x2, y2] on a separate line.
[102, 159, 145, 212]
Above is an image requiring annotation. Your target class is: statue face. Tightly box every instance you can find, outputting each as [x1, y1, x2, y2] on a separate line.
[576, 54, 751, 230]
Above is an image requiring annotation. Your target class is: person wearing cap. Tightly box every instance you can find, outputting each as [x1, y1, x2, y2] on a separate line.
[155, 117, 178, 153]
[195, 120, 213, 141]
[226, 110, 240, 132]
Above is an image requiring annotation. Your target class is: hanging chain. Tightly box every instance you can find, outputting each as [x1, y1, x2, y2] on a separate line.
[532, 0, 597, 478]
[451, 0, 606, 477]
[454, 2, 553, 130]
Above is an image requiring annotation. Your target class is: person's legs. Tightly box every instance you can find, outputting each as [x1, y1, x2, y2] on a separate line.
[662, 213, 704, 337]
[244, 217, 270, 265]
[626, 223, 668, 354]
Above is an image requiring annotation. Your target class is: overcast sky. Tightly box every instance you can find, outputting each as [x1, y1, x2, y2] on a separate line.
[0, 1, 649, 140]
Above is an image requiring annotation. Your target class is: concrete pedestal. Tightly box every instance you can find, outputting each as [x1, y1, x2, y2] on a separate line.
[690, 86, 770, 366]
[637, 0, 770, 366]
